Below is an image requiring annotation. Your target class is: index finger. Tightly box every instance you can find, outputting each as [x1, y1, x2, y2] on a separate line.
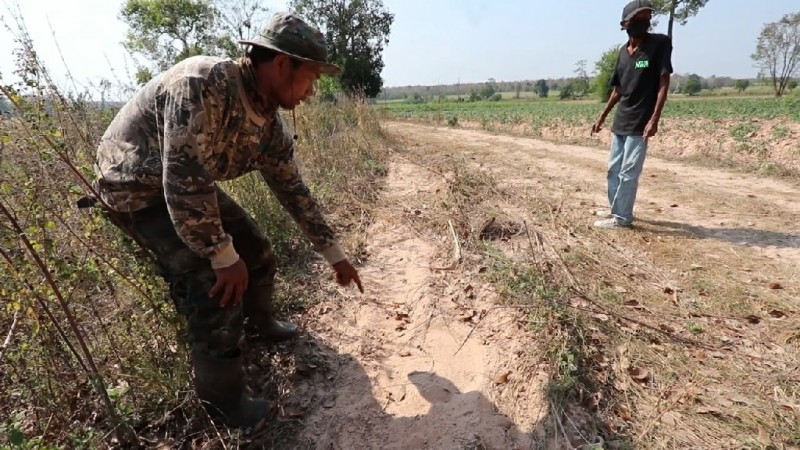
[219, 283, 234, 308]
[353, 271, 364, 293]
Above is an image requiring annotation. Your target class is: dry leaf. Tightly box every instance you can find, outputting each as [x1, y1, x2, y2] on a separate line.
[688, 349, 706, 360]
[624, 299, 643, 309]
[729, 395, 753, 406]
[660, 323, 677, 333]
[614, 286, 628, 294]
[478, 266, 488, 273]
[670, 204, 679, 208]
[617, 404, 632, 421]
[395, 323, 407, 331]
[663, 286, 675, 295]
[494, 371, 511, 385]
[399, 351, 412, 357]
[661, 411, 680, 426]
[768, 282, 783, 290]
[627, 367, 650, 383]
[570, 296, 591, 309]
[593, 313, 610, 322]
[768, 310, 786, 319]
[690, 264, 704, 270]
[282, 406, 305, 418]
[745, 315, 762, 325]
[322, 396, 336, 409]
[459, 310, 477, 322]
[780, 402, 798, 413]
[696, 406, 722, 416]
[394, 312, 409, 320]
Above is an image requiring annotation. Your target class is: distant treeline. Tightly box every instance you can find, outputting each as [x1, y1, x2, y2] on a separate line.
[379, 74, 766, 101]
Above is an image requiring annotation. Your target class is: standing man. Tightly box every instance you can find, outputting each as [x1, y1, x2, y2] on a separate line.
[91, 12, 363, 427]
[591, 0, 673, 229]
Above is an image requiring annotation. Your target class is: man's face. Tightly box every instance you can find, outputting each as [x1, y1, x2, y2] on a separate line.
[265, 54, 323, 109]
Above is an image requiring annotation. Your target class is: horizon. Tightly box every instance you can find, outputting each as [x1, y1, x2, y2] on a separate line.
[0, 0, 797, 93]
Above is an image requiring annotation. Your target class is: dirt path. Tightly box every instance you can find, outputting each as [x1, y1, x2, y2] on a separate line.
[275, 122, 799, 449]
[385, 122, 800, 267]
[286, 157, 548, 449]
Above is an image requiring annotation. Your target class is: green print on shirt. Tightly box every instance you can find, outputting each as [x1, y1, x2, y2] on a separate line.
[635, 60, 650, 69]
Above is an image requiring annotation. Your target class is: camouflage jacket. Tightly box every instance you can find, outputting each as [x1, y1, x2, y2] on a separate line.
[93, 55, 344, 269]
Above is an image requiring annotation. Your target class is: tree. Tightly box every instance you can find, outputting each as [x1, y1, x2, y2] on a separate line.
[514, 82, 522, 99]
[560, 82, 575, 100]
[751, 12, 800, 97]
[593, 46, 621, 102]
[120, 0, 269, 85]
[573, 60, 589, 98]
[789, 79, 799, 91]
[290, 0, 394, 98]
[682, 74, 702, 96]
[214, 0, 271, 58]
[734, 79, 750, 93]
[479, 79, 497, 100]
[120, 0, 219, 74]
[534, 79, 549, 98]
[651, 0, 710, 39]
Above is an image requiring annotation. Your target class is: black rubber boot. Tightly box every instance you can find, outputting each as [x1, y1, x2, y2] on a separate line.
[192, 352, 270, 427]
[243, 284, 299, 342]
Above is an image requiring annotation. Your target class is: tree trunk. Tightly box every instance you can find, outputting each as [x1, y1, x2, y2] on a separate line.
[667, 0, 676, 39]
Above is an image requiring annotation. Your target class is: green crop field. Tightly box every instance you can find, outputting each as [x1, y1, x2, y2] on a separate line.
[379, 95, 800, 127]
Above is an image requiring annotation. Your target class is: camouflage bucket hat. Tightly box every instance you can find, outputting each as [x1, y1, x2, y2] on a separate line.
[239, 11, 341, 75]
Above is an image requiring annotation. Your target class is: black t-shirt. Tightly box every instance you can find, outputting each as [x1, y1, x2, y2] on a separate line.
[611, 33, 673, 136]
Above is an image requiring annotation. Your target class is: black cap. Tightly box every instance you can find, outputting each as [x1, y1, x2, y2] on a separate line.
[621, 0, 654, 22]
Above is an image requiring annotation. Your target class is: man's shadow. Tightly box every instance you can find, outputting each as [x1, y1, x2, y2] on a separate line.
[639, 218, 800, 251]
[240, 333, 628, 450]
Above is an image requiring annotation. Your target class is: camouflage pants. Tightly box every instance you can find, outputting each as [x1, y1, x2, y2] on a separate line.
[110, 189, 277, 358]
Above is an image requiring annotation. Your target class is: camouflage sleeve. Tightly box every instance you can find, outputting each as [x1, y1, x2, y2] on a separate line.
[162, 77, 239, 269]
[258, 120, 345, 265]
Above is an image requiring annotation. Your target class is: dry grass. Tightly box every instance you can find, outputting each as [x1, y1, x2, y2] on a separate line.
[389, 129, 800, 450]
[0, 28, 390, 448]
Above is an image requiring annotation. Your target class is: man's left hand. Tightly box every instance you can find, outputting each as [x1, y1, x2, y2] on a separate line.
[333, 260, 364, 293]
[643, 120, 659, 141]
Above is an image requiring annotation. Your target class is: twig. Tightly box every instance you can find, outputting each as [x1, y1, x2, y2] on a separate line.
[523, 221, 542, 272]
[429, 219, 463, 271]
[449, 219, 462, 264]
[550, 401, 573, 446]
[0, 311, 19, 360]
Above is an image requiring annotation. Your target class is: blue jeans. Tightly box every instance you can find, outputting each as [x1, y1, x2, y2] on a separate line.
[607, 134, 648, 225]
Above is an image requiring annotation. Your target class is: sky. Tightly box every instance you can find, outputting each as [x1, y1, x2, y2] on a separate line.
[0, 0, 797, 92]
